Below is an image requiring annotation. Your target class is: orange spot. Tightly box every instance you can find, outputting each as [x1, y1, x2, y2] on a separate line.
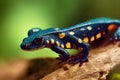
[90, 36, 95, 42]
[56, 41, 60, 46]
[108, 24, 118, 32]
[96, 33, 102, 39]
[59, 33, 65, 39]
[61, 44, 64, 48]
[66, 42, 71, 48]
[51, 39, 54, 44]
[83, 37, 89, 43]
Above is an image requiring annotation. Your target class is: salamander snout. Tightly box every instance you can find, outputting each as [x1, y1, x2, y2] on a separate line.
[20, 42, 30, 50]
[20, 44, 26, 49]
[20, 38, 31, 50]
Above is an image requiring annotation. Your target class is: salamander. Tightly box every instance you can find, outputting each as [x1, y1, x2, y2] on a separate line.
[20, 17, 120, 64]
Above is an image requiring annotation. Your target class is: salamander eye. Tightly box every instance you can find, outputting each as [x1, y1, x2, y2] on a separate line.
[33, 37, 44, 44]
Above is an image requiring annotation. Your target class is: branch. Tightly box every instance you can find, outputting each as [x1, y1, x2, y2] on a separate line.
[41, 42, 120, 80]
[0, 42, 120, 80]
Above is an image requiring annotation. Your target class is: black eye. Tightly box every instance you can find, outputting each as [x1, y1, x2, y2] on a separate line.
[33, 37, 43, 44]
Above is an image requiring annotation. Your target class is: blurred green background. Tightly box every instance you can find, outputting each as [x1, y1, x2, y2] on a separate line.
[0, 0, 120, 61]
[0, 0, 120, 79]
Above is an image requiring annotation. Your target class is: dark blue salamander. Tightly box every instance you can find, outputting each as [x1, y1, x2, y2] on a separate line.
[21, 18, 120, 64]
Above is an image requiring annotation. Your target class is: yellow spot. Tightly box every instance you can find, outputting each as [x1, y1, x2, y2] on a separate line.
[80, 28, 85, 30]
[108, 24, 117, 32]
[56, 41, 60, 46]
[87, 26, 92, 30]
[61, 44, 64, 48]
[69, 31, 75, 35]
[90, 36, 95, 42]
[46, 40, 49, 44]
[51, 39, 54, 44]
[83, 37, 89, 43]
[59, 33, 65, 39]
[78, 38, 82, 43]
[66, 42, 71, 48]
[96, 33, 102, 39]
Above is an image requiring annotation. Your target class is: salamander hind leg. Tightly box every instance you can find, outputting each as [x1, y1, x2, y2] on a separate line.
[70, 41, 90, 65]
[111, 26, 120, 42]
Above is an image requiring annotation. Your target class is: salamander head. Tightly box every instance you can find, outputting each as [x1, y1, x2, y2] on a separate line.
[21, 28, 46, 51]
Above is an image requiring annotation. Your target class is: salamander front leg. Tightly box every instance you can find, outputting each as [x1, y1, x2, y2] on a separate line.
[51, 46, 69, 62]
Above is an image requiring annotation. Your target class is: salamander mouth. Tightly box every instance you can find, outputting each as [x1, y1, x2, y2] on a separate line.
[21, 43, 45, 51]
[26, 46, 45, 51]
